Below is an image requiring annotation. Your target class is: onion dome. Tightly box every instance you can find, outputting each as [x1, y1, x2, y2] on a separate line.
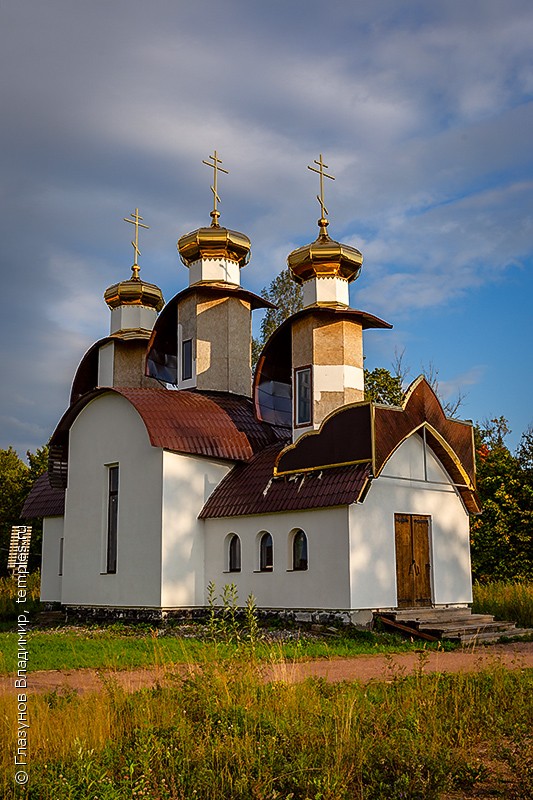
[104, 273, 164, 311]
[177, 218, 251, 268]
[288, 217, 363, 284]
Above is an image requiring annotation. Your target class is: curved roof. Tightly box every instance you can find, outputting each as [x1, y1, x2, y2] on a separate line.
[48, 387, 288, 488]
[70, 333, 153, 405]
[146, 283, 274, 384]
[253, 305, 392, 428]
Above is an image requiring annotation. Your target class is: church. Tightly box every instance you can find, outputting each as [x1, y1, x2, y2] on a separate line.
[24, 154, 480, 622]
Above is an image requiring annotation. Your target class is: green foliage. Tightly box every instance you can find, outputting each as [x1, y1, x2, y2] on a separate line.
[0, 447, 30, 575]
[471, 419, 533, 581]
[1, 658, 532, 798]
[252, 267, 303, 370]
[364, 366, 405, 406]
[0, 444, 48, 575]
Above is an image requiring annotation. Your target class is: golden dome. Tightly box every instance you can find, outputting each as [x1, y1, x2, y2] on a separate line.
[104, 274, 164, 311]
[178, 218, 251, 268]
[287, 218, 363, 284]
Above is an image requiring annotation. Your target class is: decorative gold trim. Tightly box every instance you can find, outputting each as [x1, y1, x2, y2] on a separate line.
[177, 225, 251, 268]
[273, 457, 372, 479]
[273, 397, 373, 476]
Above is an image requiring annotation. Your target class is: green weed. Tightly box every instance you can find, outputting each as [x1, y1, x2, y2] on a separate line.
[0, 656, 531, 799]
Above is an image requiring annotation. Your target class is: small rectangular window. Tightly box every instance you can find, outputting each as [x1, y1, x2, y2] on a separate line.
[295, 367, 312, 426]
[58, 537, 64, 576]
[182, 339, 193, 381]
[106, 465, 119, 574]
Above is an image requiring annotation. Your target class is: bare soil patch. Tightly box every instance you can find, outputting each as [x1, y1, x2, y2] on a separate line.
[1, 640, 531, 695]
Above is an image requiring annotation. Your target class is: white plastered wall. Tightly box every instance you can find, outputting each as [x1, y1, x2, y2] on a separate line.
[40, 516, 64, 602]
[204, 506, 351, 609]
[349, 433, 472, 609]
[60, 393, 164, 608]
[161, 452, 232, 607]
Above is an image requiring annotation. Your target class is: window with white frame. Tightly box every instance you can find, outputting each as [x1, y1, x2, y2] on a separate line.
[292, 529, 308, 571]
[295, 367, 312, 426]
[181, 338, 193, 382]
[106, 465, 119, 574]
[259, 531, 273, 571]
[228, 534, 241, 573]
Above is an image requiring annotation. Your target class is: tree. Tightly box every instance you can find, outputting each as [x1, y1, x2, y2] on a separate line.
[252, 268, 303, 370]
[470, 419, 533, 581]
[0, 445, 48, 576]
[364, 367, 404, 405]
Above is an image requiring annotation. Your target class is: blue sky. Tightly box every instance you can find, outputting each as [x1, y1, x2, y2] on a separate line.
[1, 0, 532, 456]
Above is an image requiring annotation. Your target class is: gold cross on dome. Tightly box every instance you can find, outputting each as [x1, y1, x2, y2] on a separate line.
[202, 150, 229, 226]
[124, 208, 149, 279]
[308, 153, 335, 224]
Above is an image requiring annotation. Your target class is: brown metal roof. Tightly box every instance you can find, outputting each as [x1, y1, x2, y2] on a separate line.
[21, 472, 65, 518]
[272, 377, 480, 514]
[48, 389, 288, 488]
[200, 444, 371, 518]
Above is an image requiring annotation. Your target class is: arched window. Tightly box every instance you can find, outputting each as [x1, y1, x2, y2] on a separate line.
[259, 532, 273, 571]
[228, 534, 241, 572]
[292, 529, 308, 571]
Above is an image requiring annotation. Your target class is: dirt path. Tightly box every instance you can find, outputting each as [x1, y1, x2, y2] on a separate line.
[2, 641, 532, 695]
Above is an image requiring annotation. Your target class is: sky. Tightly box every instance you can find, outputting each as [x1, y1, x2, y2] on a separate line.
[1, 0, 532, 458]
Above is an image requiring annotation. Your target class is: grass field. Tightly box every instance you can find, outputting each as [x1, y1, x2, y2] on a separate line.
[0, 624, 441, 674]
[472, 580, 533, 628]
[1, 652, 532, 799]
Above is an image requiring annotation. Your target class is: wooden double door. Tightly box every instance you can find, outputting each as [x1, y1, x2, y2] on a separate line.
[394, 514, 432, 608]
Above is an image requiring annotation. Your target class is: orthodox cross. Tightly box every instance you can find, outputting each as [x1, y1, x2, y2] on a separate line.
[308, 154, 335, 228]
[202, 150, 229, 226]
[124, 208, 149, 279]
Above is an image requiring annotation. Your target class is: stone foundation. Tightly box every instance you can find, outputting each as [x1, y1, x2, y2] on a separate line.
[65, 605, 375, 630]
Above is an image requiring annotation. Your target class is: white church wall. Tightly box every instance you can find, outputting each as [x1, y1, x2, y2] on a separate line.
[204, 506, 351, 609]
[40, 516, 64, 602]
[161, 452, 232, 607]
[349, 434, 472, 609]
[60, 393, 164, 608]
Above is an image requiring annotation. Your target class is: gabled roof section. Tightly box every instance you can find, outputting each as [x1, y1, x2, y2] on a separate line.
[48, 387, 288, 488]
[200, 444, 371, 518]
[21, 472, 65, 518]
[373, 376, 476, 485]
[273, 376, 480, 514]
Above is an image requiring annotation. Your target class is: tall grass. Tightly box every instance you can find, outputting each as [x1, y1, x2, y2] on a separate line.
[0, 652, 531, 799]
[472, 580, 533, 628]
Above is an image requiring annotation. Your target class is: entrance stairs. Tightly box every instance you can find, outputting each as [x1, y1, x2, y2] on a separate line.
[376, 607, 532, 645]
